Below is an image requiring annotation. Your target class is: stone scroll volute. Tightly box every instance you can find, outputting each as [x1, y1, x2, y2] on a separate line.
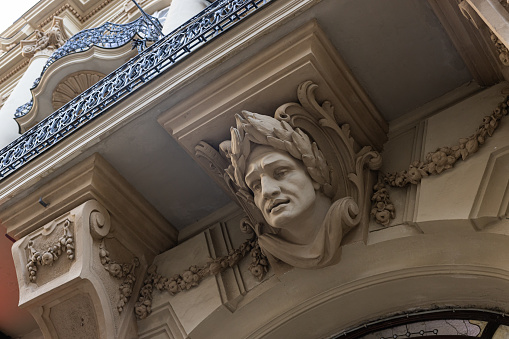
[196, 81, 382, 270]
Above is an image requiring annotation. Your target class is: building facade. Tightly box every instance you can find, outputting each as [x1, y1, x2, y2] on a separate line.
[2, 0, 509, 338]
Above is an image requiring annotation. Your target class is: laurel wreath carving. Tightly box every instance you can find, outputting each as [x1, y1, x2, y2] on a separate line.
[220, 110, 333, 203]
[372, 95, 509, 226]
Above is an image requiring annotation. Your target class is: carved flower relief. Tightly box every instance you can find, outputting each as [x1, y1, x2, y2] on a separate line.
[108, 263, 123, 278]
[490, 32, 509, 66]
[370, 181, 395, 227]
[41, 252, 55, 265]
[25, 221, 75, 282]
[426, 149, 455, 175]
[407, 162, 428, 184]
[167, 280, 179, 294]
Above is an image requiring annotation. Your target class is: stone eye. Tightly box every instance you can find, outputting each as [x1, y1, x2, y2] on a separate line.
[273, 168, 288, 179]
[251, 181, 261, 192]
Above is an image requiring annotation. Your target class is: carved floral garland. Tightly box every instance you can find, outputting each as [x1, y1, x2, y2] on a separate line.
[26, 219, 74, 283]
[135, 236, 268, 320]
[372, 95, 509, 226]
[489, 29, 509, 67]
[99, 239, 139, 313]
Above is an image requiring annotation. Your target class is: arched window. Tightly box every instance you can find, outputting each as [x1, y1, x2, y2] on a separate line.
[337, 309, 509, 339]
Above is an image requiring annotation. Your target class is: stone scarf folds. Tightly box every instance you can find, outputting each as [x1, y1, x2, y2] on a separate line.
[258, 197, 359, 269]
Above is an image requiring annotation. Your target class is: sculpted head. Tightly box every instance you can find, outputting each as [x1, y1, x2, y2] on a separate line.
[245, 145, 321, 230]
[214, 83, 380, 269]
[222, 111, 333, 244]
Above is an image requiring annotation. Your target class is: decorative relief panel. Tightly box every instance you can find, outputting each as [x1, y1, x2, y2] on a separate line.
[21, 215, 76, 286]
[26, 218, 75, 283]
[52, 71, 105, 110]
[11, 199, 148, 338]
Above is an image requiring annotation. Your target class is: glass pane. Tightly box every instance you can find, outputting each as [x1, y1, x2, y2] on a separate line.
[361, 319, 486, 338]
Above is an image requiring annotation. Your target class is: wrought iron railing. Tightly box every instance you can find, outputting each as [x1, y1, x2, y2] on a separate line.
[15, 15, 163, 118]
[0, 0, 274, 180]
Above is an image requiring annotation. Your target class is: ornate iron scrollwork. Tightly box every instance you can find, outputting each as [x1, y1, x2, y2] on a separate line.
[15, 15, 163, 119]
[2, 0, 273, 179]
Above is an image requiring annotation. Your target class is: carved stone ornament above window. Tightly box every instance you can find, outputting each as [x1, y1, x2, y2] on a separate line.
[52, 71, 105, 110]
[197, 81, 382, 270]
[20, 17, 68, 59]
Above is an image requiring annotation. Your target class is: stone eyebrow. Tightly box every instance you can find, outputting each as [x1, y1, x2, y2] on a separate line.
[245, 157, 293, 185]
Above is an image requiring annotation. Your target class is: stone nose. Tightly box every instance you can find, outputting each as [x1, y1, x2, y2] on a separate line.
[261, 175, 281, 199]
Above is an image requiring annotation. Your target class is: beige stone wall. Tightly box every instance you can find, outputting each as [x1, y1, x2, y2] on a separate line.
[138, 82, 509, 338]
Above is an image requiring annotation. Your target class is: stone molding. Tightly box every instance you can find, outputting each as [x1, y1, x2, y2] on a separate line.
[0, 153, 177, 248]
[372, 94, 509, 226]
[0, 0, 326, 207]
[159, 20, 387, 155]
[138, 204, 509, 339]
[195, 81, 381, 269]
[427, 0, 503, 86]
[469, 145, 509, 230]
[455, 0, 509, 76]
[37, 0, 117, 28]
[7, 150, 180, 338]
[0, 59, 30, 86]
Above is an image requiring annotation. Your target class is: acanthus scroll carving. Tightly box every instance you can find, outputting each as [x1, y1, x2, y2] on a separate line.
[26, 219, 75, 283]
[21, 17, 67, 59]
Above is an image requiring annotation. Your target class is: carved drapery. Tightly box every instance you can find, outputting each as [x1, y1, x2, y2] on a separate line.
[26, 219, 75, 282]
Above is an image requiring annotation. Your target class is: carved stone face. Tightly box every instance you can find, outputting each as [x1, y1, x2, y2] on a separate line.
[245, 145, 320, 229]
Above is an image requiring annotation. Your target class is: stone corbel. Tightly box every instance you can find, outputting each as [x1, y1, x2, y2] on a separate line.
[195, 81, 382, 270]
[21, 17, 68, 59]
[12, 199, 143, 339]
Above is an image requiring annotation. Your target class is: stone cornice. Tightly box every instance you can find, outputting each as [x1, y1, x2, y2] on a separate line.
[0, 59, 29, 86]
[37, 0, 116, 28]
[0, 153, 178, 248]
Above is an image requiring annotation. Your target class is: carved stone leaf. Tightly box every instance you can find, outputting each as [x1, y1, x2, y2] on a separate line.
[267, 135, 286, 151]
[274, 121, 294, 141]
